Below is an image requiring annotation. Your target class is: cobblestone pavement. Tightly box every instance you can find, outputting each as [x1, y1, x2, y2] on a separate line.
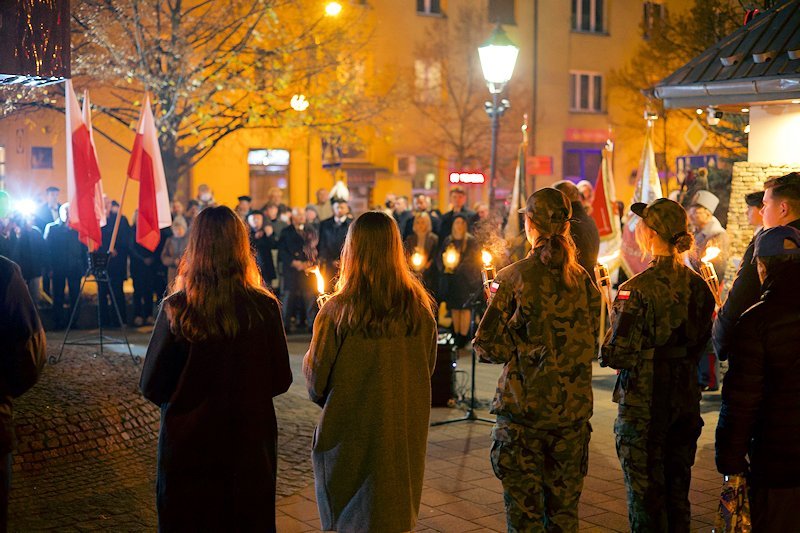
[8, 331, 724, 532]
[7, 330, 319, 532]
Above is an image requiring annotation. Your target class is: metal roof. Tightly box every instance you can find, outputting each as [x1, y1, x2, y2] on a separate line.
[652, 0, 800, 108]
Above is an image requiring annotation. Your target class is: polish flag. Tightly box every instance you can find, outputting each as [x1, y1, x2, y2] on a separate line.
[81, 91, 107, 231]
[65, 80, 103, 251]
[127, 96, 171, 251]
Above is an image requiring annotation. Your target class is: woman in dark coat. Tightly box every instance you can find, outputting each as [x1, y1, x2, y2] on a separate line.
[404, 212, 440, 299]
[439, 214, 482, 348]
[140, 206, 292, 532]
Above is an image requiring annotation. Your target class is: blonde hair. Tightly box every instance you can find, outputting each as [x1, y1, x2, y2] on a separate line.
[327, 211, 435, 337]
[634, 220, 694, 265]
[528, 217, 584, 290]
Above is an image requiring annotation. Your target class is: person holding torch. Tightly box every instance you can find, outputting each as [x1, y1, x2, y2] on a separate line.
[600, 198, 715, 532]
[474, 188, 600, 531]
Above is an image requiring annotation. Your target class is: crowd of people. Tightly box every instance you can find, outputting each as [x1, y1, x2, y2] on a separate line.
[3, 170, 799, 532]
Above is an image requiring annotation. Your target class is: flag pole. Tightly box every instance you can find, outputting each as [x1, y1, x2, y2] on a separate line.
[108, 176, 129, 254]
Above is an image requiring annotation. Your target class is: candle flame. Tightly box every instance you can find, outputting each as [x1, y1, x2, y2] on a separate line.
[411, 251, 424, 269]
[444, 247, 459, 269]
[702, 246, 721, 263]
[310, 266, 325, 294]
[481, 249, 493, 266]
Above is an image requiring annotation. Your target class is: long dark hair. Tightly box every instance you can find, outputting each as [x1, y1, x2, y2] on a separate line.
[165, 205, 274, 341]
[327, 211, 435, 337]
[528, 217, 584, 290]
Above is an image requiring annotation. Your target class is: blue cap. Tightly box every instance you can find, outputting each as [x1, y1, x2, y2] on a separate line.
[753, 226, 800, 262]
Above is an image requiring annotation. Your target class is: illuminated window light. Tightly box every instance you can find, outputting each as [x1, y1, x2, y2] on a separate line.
[792, 99, 800, 104]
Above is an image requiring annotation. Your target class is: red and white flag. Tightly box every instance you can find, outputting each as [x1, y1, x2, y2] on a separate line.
[81, 90, 107, 231]
[65, 80, 103, 251]
[127, 95, 172, 252]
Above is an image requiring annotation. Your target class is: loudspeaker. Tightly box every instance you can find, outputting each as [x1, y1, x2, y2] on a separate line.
[431, 339, 456, 407]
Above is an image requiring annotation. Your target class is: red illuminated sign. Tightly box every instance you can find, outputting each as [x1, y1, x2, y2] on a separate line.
[449, 172, 486, 184]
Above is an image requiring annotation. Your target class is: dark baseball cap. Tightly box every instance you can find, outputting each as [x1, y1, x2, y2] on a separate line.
[518, 188, 572, 229]
[631, 198, 689, 245]
[753, 226, 800, 261]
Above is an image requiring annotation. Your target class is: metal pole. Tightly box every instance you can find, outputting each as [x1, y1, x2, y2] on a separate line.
[489, 92, 500, 208]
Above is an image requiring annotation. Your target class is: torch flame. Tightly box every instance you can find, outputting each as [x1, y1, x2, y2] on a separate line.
[411, 251, 424, 269]
[481, 249, 493, 267]
[702, 246, 721, 263]
[310, 266, 325, 294]
[597, 249, 620, 265]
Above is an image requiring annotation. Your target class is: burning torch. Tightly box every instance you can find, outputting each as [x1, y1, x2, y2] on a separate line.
[594, 263, 612, 315]
[481, 249, 496, 301]
[442, 244, 460, 274]
[309, 266, 331, 308]
[410, 248, 425, 272]
[700, 246, 722, 307]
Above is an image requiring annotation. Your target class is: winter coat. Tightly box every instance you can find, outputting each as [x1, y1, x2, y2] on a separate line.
[100, 213, 130, 280]
[277, 225, 310, 292]
[716, 261, 800, 487]
[0, 257, 46, 454]
[303, 304, 437, 533]
[160, 235, 188, 284]
[44, 221, 87, 277]
[11, 225, 47, 281]
[713, 218, 800, 361]
[569, 201, 600, 275]
[140, 291, 292, 532]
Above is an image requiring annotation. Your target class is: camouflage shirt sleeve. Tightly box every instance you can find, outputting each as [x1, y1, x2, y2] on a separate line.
[473, 272, 517, 364]
[599, 286, 648, 370]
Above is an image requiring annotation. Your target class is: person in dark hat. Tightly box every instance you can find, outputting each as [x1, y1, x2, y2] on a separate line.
[601, 198, 715, 532]
[744, 190, 765, 234]
[713, 172, 800, 362]
[235, 195, 252, 220]
[553, 180, 600, 275]
[475, 188, 600, 530]
[716, 225, 800, 532]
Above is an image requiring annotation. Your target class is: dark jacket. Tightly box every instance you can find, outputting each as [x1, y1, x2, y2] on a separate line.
[716, 262, 800, 487]
[438, 208, 476, 246]
[713, 218, 800, 361]
[11, 225, 47, 281]
[403, 210, 441, 239]
[44, 221, 88, 277]
[0, 257, 46, 454]
[318, 216, 350, 269]
[278, 225, 309, 291]
[140, 292, 292, 531]
[250, 228, 277, 282]
[569, 201, 600, 275]
[100, 213, 131, 280]
[128, 225, 160, 280]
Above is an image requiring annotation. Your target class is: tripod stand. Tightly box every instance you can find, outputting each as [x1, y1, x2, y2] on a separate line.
[431, 288, 495, 427]
[50, 251, 139, 365]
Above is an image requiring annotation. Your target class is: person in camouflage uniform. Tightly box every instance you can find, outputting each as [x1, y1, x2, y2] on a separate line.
[600, 198, 715, 532]
[474, 188, 601, 532]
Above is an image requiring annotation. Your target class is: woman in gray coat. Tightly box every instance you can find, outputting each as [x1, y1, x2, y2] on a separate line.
[303, 211, 438, 533]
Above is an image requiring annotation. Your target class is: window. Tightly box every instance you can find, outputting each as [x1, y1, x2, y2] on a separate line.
[489, 0, 516, 25]
[414, 60, 441, 104]
[563, 145, 602, 183]
[642, 1, 666, 40]
[416, 0, 441, 15]
[569, 71, 603, 113]
[571, 0, 605, 33]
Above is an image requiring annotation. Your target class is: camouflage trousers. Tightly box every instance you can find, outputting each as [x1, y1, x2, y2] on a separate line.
[615, 405, 703, 533]
[490, 421, 591, 533]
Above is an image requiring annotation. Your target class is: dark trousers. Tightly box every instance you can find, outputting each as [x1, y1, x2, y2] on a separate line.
[1, 452, 10, 533]
[98, 276, 126, 326]
[132, 268, 155, 319]
[750, 484, 800, 532]
[282, 287, 313, 330]
[52, 272, 82, 328]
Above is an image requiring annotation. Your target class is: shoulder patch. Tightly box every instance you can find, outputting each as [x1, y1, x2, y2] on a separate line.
[490, 281, 500, 294]
[618, 290, 631, 300]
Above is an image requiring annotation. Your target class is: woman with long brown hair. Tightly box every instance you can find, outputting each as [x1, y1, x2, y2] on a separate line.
[303, 211, 437, 533]
[474, 188, 600, 530]
[140, 205, 292, 532]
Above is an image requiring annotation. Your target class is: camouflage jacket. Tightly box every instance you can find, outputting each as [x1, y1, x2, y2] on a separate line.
[474, 249, 601, 431]
[599, 256, 715, 411]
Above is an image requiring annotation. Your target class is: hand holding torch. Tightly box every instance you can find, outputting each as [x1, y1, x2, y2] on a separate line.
[308, 266, 331, 308]
[594, 263, 613, 315]
[481, 249, 496, 302]
[700, 246, 722, 307]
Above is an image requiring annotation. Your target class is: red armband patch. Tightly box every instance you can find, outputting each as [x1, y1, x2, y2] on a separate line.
[618, 290, 631, 300]
[490, 281, 500, 294]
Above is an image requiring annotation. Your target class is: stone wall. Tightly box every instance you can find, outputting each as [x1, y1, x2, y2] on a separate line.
[724, 161, 800, 287]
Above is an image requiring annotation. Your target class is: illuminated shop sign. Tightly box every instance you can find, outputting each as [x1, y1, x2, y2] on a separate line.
[449, 172, 486, 184]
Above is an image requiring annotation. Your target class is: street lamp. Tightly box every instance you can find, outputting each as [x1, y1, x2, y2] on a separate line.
[478, 24, 519, 207]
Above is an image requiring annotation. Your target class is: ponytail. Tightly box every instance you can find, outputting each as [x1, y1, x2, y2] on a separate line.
[534, 222, 584, 290]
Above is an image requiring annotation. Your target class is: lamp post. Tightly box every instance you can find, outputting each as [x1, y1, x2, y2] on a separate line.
[478, 25, 519, 208]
